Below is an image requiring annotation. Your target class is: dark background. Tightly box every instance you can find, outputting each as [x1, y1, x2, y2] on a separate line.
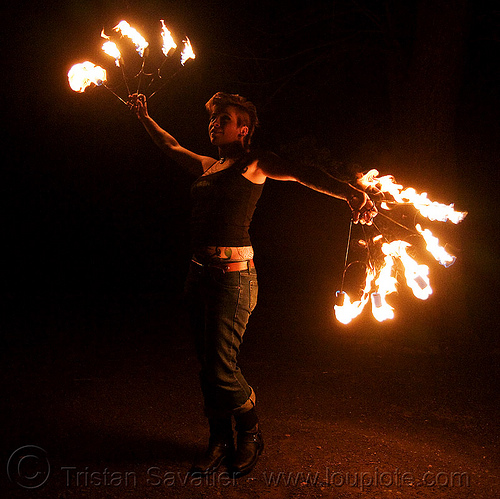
[2, 0, 499, 352]
[2, 2, 499, 496]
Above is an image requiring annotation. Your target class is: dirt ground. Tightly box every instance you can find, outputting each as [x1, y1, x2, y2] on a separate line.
[2, 291, 499, 498]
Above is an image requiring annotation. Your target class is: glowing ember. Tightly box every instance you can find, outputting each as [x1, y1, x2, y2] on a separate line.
[114, 20, 149, 57]
[160, 20, 177, 56]
[180, 36, 196, 65]
[358, 169, 467, 224]
[68, 61, 107, 92]
[415, 224, 456, 268]
[334, 269, 375, 325]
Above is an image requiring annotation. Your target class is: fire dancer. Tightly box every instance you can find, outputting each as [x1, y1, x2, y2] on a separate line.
[128, 92, 376, 477]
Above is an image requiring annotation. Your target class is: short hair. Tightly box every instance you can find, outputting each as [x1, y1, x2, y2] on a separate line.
[205, 92, 259, 148]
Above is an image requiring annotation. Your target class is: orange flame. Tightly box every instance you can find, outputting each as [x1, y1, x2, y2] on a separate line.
[334, 238, 436, 324]
[68, 61, 107, 93]
[382, 241, 432, 300]
[334, 169, 465, 324]
[371, 254, 397, 322]
[102, 41, 121, 66]
[358, 169, 467, 224]
[334, 269, 375, 324]
[180, 36, 196, 65]
[101, 29, 121, 66]
[160, 20, 177, 56]
[114, 20, 149, 57]
[415, 224, 456, 267]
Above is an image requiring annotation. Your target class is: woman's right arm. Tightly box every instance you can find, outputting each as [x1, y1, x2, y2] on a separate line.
[129, 94, 215, 176]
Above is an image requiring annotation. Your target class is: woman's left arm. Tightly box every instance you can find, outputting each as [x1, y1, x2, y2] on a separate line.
[253, 152, 378, 224]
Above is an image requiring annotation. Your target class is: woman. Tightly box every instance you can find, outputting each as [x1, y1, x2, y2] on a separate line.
[129, 92, 376, 477]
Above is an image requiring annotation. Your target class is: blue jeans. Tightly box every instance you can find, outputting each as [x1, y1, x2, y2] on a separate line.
[184, 260, 258, 418]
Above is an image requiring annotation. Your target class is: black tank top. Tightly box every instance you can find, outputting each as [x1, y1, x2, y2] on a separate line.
[190, 159, 264, 248]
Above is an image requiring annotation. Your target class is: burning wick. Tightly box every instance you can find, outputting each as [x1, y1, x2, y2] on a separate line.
[111, 21, 150, 94]
[335, 290, 346, 307]
[160, 20, 177, 56]
[101, 30, 131, 95]
[334, 169, 466, 324]
[382, 240, 432, 301]
[334, 268, 375, 325]
[69, 20, 196, 103]
[371, 292, 382, 307]
[358, 169, 468, 224]
[68, 61, 128, 105]
[113, 20, 149, 58]
[371, 252, 397, 322]
[102, 41, 121, 66]
[101, 30, 121, 66]
[68, 61, 107, 93]
[415, 223, 456, 268]
[180, 36, 196, 66]
[151, 34, 194, 97]
[142, 20, 178, 97]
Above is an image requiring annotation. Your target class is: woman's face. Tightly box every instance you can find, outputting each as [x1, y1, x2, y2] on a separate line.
[208, 106, 246, 146]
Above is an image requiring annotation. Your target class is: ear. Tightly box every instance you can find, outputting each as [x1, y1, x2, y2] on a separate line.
[239, 125, 249, 137]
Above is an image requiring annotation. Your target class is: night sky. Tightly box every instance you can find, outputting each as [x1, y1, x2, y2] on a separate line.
[3, 0, 500, 349]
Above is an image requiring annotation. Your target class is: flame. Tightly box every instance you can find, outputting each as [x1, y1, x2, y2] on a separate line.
[334, 237, 438, 324]
[114, 20, 149, 57]
[180, 36, 196, 65]
[160, 20, 177, 56]
[100, 29, 121, 66]
[102, 41, 122, 66]
[334, 169, 466, 324]
[415, 224, 456, 268]
[68, 61, 107, 93]
[371, 254, 397, 322]
[382, 241, 432, 300]
[334, 269, 375, 324]
[358, 169, 467, 224]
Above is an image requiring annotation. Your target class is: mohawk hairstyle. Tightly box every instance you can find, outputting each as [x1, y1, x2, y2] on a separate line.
[205, 92, 259, 148]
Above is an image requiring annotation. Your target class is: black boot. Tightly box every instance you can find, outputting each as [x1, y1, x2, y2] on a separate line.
[231, 409, 264, 478]
[190, 417, 234, 476]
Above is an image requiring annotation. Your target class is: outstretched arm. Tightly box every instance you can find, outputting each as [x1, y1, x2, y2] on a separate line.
[128, 94, 215, 176]
[251, 152, 377, 224]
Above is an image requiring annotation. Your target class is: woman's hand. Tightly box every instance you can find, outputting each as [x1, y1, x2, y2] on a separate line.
[128, 93, 148, 121]
[346, 186, 378, 224]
